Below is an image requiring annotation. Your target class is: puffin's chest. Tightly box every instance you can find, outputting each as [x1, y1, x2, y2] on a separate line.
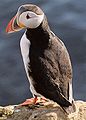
[20, 33, 30, 72]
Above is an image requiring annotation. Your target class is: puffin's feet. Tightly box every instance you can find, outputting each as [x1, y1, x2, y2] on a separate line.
[19, 96, 48, 107]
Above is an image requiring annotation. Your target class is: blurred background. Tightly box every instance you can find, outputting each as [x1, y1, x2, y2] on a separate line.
[0, 0, 86, 106]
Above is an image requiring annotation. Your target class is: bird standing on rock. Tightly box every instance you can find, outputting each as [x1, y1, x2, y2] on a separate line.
[6, 4, 74, 110]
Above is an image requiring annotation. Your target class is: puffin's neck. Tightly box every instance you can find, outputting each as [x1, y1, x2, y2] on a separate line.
[26, 16, 51, 49]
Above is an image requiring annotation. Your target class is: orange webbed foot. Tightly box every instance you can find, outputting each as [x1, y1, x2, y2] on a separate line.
[20, 96, 48, 106]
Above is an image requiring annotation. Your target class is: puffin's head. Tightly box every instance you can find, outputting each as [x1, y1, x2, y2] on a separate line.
[6, 4, 44, 33]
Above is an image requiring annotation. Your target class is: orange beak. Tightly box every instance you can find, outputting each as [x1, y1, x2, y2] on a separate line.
[6, 15, 25, 33]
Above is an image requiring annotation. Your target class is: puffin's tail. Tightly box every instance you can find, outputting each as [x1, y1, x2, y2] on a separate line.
[63, 79, 76, 114]
[63, 100, 76, 114]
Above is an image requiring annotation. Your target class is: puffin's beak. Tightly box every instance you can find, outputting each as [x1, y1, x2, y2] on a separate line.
[6, 15, 25, 33]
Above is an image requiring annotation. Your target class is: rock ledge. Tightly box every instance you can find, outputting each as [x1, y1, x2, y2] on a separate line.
[0, 101, 86, 120]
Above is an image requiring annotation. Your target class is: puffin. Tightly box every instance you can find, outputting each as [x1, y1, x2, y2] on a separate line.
[6, 4, 74, 109]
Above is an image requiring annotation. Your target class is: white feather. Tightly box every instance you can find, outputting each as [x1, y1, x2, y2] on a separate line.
[69, 80, 73, 103]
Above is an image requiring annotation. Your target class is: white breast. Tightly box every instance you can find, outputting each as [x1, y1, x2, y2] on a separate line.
[20, 32, 40, 97]
[20, 32, 30, 70]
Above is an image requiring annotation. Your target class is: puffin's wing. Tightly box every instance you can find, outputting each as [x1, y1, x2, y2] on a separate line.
[44, 31, 73, 106]
[55, 36, 73, 102]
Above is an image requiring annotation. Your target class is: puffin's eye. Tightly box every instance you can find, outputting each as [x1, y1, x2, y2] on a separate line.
[26, 14, 30, 19]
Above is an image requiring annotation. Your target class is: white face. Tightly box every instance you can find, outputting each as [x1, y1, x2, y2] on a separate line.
[18, 11, 44, 29]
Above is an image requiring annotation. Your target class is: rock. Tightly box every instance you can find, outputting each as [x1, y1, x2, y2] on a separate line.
[68, 101, 86, 120]
[0, 100, 86, 120]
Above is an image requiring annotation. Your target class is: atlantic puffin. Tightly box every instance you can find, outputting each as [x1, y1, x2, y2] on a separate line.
[6, 4, 74, 108]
